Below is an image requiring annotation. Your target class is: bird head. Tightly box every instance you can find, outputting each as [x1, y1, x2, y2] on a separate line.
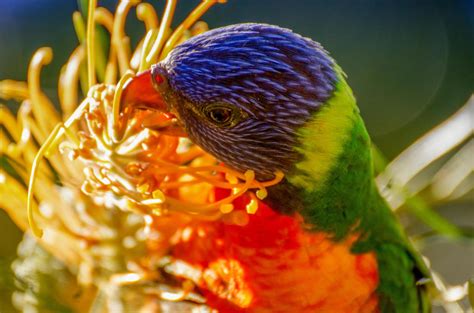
[122, 23, 340, 181]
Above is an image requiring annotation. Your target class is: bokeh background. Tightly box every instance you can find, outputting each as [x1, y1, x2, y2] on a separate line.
[1, 0, 473, 311]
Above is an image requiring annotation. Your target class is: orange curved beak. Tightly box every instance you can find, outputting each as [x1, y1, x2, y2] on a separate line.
[121, 69, 167, 111]
[121, 70, 187, 137]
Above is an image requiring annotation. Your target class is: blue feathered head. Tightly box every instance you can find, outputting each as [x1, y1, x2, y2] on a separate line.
[124, 23, 338, 179]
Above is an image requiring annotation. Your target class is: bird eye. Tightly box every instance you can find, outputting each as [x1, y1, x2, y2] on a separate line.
[204, 104, 236, 127]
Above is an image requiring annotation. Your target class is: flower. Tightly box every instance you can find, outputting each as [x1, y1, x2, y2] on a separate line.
[0, 0, 282, 311]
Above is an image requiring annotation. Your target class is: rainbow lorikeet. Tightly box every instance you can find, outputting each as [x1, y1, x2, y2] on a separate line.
[122, 24, 430, 312]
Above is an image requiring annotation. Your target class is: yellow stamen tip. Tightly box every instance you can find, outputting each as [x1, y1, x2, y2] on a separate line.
[29, 215, 44, 238]
[244, 170, 255, 181]
[220, 203, 234, 214]
[137, 183, 149, 193]
[246, 199, 258, 214]
[256, 189, 267, 200]
[27, 194, 44, 238]
[152, 189, 165, 201]
[275, 170, 284, 180]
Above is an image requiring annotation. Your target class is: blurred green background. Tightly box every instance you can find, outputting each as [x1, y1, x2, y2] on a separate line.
[0, 0, 473, 310]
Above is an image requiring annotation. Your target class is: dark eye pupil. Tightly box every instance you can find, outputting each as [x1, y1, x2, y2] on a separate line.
[209, 108, 232, 124]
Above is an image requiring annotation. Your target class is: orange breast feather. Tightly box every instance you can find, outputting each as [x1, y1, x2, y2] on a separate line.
[172, 192, 379, 313]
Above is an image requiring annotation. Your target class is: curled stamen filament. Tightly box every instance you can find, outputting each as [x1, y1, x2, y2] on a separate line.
[111, 71, 134, 142]
[144, 0, 177, 67]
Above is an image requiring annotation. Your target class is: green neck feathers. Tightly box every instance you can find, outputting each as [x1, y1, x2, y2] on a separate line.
[285, 70, 378, 240]
[286, 71, 407, 246]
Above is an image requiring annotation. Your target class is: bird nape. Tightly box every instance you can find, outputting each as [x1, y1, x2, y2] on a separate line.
[122, 23, 430, 313]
